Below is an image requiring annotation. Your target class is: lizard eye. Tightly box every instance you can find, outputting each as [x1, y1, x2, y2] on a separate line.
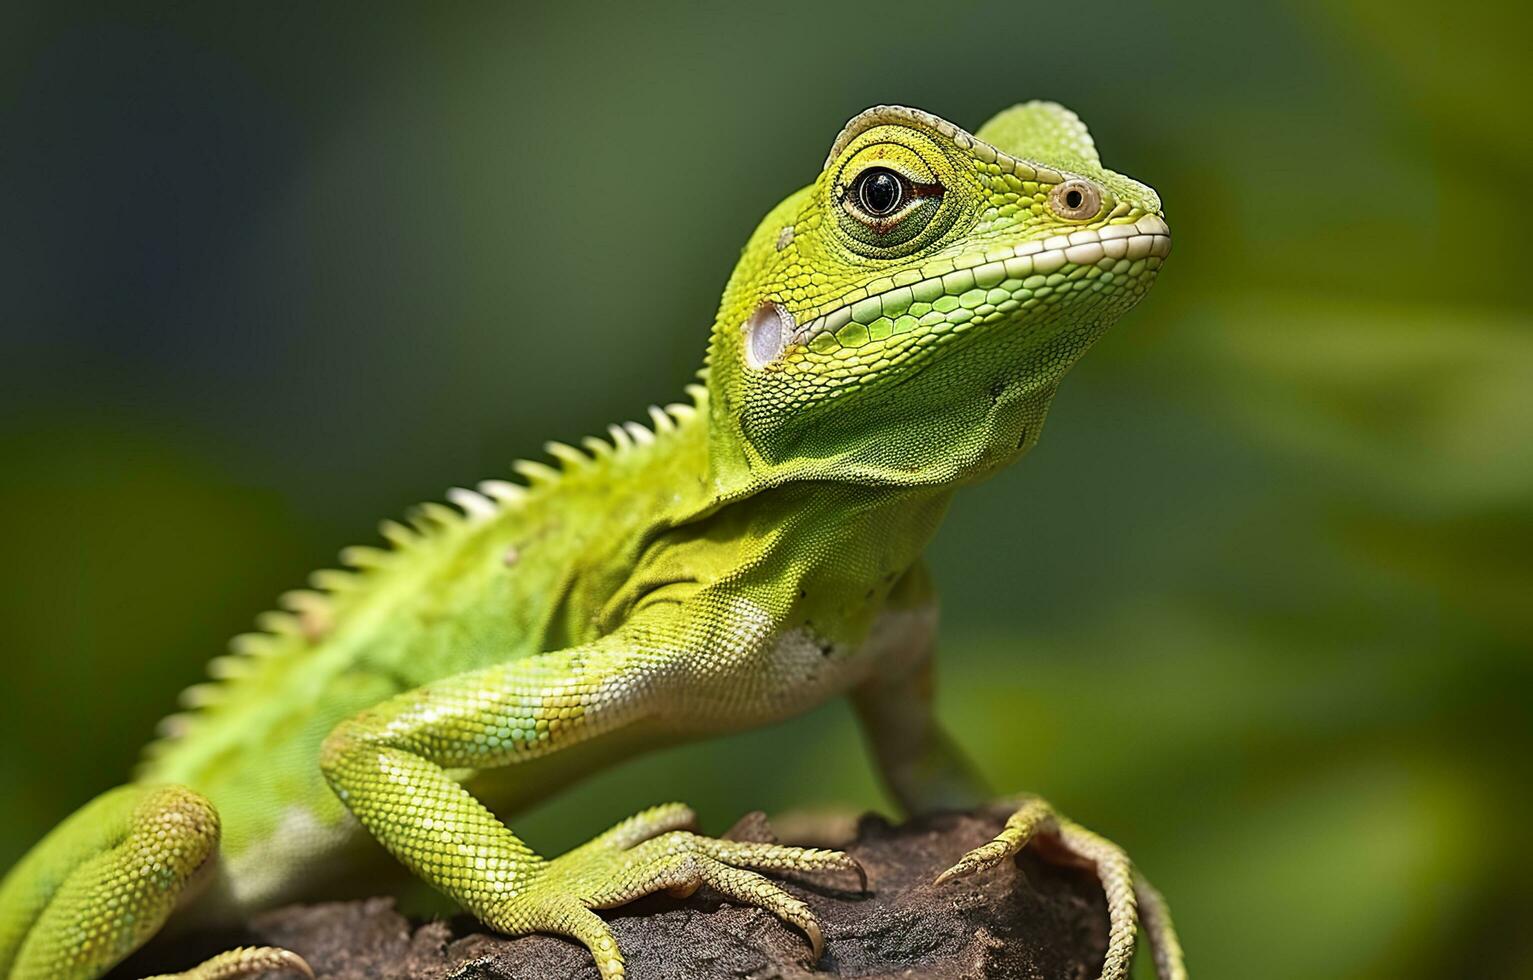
[854, 168, 904, 217]
[1049, 179, 1102, 221]
[834, 153, 950, 256]
[841, 167, 941, 231]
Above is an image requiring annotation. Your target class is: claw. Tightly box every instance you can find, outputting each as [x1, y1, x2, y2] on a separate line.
[275, 949, 316, 980]
[933, 858, 980, 887]
[143, 945, 314, 980]
[934, 839, 1009, 886]
[935, 796, 1054, 888]
[804, 914, 825, 961]
[278, 950, 315, 980]
[848, 854, 869, 893]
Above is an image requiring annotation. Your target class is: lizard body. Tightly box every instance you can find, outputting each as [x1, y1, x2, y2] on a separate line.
[0, 102, 1183, 980]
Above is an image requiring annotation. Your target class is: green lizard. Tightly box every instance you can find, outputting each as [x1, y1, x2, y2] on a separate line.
[0, 101, 1181, 980]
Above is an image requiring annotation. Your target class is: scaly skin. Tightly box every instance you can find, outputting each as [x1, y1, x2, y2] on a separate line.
[0, 102, 1182, 980]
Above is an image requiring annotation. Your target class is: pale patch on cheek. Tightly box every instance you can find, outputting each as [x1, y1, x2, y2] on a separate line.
[743, 301, 792, 369]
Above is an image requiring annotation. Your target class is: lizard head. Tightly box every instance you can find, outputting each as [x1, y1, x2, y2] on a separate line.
[705, 102, 1169, 489]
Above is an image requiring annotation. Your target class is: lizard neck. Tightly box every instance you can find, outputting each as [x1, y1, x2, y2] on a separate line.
[700, 364, 1057, 500]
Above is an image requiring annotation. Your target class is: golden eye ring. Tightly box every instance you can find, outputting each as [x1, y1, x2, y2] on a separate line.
[1049, 179, 1102, 220]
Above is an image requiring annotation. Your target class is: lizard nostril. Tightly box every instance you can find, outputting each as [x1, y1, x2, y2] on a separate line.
[1049, 179, 1101, 220]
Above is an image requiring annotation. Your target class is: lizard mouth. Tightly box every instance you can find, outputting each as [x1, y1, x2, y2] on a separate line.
[788, 214, 1170, 349]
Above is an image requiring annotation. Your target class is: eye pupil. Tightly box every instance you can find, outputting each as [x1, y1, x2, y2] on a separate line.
[1065, 189, 1083, 209]
[857, 170, 903, 217]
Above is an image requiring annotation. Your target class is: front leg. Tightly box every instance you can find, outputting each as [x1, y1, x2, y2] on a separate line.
[852, 569, 1187, 980]
[851, 586, 987, 814]
[319, 601, 859, 980]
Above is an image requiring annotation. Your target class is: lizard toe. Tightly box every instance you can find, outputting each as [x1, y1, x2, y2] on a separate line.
[140, 945, 314, 980]
[933, 796, 1186, 980]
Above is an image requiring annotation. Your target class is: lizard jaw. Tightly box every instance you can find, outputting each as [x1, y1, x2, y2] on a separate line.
[786, 213, 1170, 351]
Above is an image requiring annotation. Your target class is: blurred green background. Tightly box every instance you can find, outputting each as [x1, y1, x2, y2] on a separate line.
[2, 2, 1528, 977]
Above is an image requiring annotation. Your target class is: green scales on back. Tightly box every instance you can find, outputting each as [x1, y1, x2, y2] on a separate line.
[137, 395, 720, 894]
[2, 103, 1181, 980]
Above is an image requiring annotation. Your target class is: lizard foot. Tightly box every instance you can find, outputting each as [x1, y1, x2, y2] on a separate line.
[141, 945, 314, 979]
[934, 796, 1186, 980]
[488, 803, 864, 980]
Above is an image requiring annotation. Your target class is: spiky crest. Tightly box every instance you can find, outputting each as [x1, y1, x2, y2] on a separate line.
[137, 387, 709, 770]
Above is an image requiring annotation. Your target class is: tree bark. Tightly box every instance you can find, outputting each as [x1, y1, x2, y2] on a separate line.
[116, 809, 1111, 979]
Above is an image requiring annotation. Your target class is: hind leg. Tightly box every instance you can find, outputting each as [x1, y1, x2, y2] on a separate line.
[0, 784, 307, 980]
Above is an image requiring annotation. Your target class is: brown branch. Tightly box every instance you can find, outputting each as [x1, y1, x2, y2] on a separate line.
[117, 810, 1111, 979]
